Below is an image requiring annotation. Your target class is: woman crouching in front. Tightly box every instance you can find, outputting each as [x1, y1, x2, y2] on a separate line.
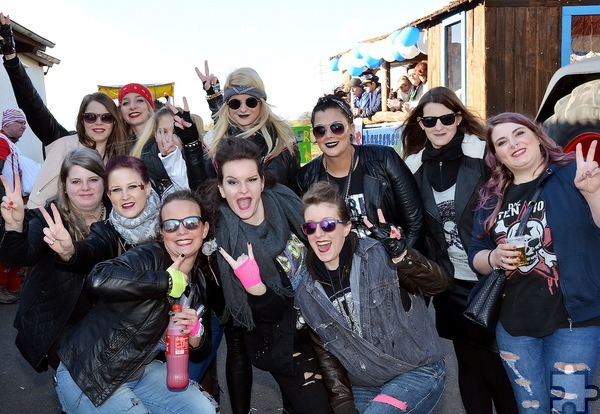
[296, 181, 448, 414]
[53, 190, 216, 413]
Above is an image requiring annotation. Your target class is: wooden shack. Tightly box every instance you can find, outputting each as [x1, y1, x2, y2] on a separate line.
[339, 0, 600, 121]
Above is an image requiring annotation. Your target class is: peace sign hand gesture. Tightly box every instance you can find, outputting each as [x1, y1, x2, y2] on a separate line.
[219, 243, 266, 295]
[575, 141, 600, 194]
[39, 203, 75, 261]
[0, 173, 25, 232]
[195, 60, 219, 92]
[167, 97, 198, 146]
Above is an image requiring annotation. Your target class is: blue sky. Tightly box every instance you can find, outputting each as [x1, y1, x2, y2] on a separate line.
[5, 0, 451, 125]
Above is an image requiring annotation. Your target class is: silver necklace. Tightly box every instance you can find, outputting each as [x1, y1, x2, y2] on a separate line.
[324, 149, 356, 200]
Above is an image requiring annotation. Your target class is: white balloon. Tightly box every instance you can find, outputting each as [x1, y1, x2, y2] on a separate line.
[359, 43, 372, 60]
[369, 41, 384, 60]
[397, 43, 420, 59]
[337, 53, 351, 71]
[417, 30, 428, 54]
[350, 55, 366, 69]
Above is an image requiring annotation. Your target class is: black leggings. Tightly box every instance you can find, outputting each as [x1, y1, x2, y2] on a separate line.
[453, 340, 518, 414]
[225, 325, 330, 414]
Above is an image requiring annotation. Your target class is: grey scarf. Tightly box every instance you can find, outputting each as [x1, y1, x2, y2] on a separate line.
[109, 189, 160, 245]
[217, 184, 305, 329]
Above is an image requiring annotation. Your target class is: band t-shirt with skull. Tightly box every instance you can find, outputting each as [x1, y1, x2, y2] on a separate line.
[492, 178, 569, 337]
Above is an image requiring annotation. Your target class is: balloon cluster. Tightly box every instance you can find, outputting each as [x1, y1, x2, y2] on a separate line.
[330, 26, 428, 73]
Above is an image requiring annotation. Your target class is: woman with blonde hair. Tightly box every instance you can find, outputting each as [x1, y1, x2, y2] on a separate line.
[196, 62, 299, 187]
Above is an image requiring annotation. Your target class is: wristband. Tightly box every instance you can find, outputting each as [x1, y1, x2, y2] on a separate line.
[233, 258, 262, 289]
[187, 320, 204, 338]
[487, 249, 500, 270]
[166, 268, 187, 298]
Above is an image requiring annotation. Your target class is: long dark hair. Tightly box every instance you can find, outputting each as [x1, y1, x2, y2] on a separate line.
[476, 112, 574, 234]
[401, 87, 485, 158]
[75, 92, 129, 158]
[200, 137, 273, 230]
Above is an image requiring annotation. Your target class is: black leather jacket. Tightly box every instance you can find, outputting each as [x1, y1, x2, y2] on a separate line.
[58, 242, 211, 407]
[1, 207, 92, 372]
[295, 144, 425, 249]
[3, 56, 71, 146]
[414, 155, 489, 279]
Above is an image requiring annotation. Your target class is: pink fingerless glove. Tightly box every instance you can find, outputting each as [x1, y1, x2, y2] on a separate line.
[187, 320, 204, 338]
[234, 258, 262, 289]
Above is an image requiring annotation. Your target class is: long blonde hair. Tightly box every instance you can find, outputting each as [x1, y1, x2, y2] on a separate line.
[209, 67, 295, 161]
[130, 107, 205, 158]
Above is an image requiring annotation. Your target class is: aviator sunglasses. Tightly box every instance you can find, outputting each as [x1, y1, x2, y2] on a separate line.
[227, 97, 259, 110]
[312, 122, 347, 140]
[301, 219, 349, 235]
[419, 112, 459, 128]
[160, 216, 205, 233]
[83, 112, 115, 124]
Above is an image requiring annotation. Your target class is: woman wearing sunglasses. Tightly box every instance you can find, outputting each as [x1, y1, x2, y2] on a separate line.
[196, 61, 299, 187]
[402, 87, 517, 414]
[1, 148, 107, 373]
[296, 181, 447, 413]
[296, 94, 424, 248]
[50, 190, 216, 413]
[202, 136, 330, 413]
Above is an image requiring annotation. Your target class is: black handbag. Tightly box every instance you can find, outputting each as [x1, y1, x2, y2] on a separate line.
[464, 186, 543, 337]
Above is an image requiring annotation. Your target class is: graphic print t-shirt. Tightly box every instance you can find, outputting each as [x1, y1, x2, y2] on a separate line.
[433, 184, 478, 282]
[492, 179, 569, 337]
[328, 162, 368, 238]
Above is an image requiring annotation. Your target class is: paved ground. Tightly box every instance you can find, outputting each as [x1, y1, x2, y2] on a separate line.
[0, 302, 463, 413]
[2, 300, 598, 413]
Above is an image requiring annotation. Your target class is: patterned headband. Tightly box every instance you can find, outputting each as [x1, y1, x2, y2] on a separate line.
[223, 85, 267, 103]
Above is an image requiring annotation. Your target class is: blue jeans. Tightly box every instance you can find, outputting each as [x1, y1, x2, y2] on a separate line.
[496, 322, 600, 413]
[352, 360, 445, 413]
[55, 360, 216, 413]
[189, 312, 224, 382]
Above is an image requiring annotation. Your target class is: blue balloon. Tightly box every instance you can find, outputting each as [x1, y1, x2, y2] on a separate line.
[330, 57, 340, 71]
[366, 56, 383, 69]
[398, 26, 420, 47]
[392, 50, 405, 61]
[347, 65, 364, 76]
[389, 30, 401, 43]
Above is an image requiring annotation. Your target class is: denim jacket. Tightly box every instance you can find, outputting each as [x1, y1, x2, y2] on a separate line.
[296, 237, 445, 387]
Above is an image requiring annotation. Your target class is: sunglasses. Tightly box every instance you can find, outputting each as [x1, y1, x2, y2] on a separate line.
[83, 112, 114, 124]
[227, 97, 259, 110]
[312, 122, 347, 140]
[419, 113, 459, 128]
[301, 219, 348, 235]
[160, 216, 205, 233]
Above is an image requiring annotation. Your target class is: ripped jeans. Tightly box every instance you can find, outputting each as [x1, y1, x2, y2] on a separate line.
[352, 360, 445, 413]
[496, 323, 600, 414]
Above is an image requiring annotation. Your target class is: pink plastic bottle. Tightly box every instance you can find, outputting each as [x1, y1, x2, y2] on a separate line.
[166, 303, 189, 390]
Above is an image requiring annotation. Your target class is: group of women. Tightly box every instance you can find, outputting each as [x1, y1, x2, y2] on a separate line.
[2, 11, 600, 414]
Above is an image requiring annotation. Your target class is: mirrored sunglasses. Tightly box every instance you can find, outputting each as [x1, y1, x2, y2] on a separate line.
[312, 122, 347, 140]
[160, 216, 205, 233]
[419, 113, 458, 128]
[83, 112, 114, 124]
[301, 219, 348, 235]
[227, 97, 259, 110]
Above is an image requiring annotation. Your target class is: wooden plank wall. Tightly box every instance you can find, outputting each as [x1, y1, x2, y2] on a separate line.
[485, 5, 561, 118]
[466, 5, 487, 120]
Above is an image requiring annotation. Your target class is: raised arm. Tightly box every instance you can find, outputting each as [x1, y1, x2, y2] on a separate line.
[575, 141, 600, 226]
[1, 13, 70, 146]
